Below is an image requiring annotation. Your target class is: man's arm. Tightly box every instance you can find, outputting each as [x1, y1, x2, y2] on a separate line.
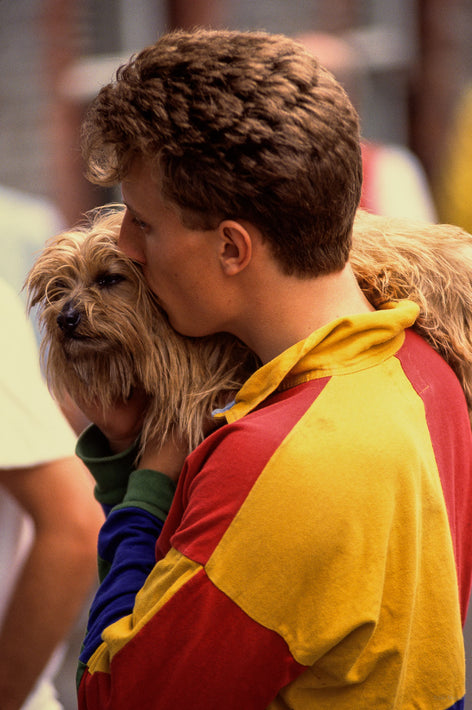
[74, 424, 179, 677]
[0, 455, 104, 710]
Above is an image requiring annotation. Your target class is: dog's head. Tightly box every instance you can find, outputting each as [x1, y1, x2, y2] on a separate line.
[26, 207, 179, 407]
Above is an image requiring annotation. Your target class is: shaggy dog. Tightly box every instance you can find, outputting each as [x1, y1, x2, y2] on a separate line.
[26, 206, 472, 457]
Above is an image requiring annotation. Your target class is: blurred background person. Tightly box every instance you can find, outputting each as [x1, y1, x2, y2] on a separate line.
[0, 184, 91, 433]
[295, 30, 437, 221]
[0, 277, 103, 709]
[0, 186, 63, 309]
[436, 85, 472, 233]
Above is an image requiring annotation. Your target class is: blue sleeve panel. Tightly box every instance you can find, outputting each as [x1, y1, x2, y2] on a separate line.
[75, 425, 176, 686]
[79, 505, 164, 667]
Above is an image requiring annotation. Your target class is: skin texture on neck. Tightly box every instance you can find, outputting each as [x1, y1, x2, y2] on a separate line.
[219, 231, 375, 364]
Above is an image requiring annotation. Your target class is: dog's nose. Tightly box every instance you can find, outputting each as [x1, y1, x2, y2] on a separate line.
[57, 303, 81, 333]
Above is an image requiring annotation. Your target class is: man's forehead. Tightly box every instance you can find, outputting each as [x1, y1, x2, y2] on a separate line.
[121, 162, 160, 202]
[121, 166, 177, 227]
[122, 156, 158, 185]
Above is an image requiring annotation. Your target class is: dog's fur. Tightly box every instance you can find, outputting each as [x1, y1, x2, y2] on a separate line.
[26, 206, 258, 454]
[26, 206, 472, 457]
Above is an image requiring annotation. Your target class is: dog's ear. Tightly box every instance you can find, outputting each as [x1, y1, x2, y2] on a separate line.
[217, 220, 252, 276]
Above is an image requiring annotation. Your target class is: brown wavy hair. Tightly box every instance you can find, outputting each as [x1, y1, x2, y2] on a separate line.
[81, 29, 362, 277]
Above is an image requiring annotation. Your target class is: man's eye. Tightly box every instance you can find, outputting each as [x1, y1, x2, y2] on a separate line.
[131, 216, 148, 230]
[96, 273, 126, 289]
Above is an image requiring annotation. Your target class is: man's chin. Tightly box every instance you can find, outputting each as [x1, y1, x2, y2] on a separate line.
[154, 297, 219, 339]
[168, 315, 217, 340]
[172, 323, 207, 338]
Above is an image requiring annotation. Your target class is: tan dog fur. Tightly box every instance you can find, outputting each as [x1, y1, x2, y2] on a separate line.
[26, 206, 472, 457]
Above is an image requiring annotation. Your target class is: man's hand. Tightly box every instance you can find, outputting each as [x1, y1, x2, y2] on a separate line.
[72, 388, 188, 481]
[74, 388, 150, 454]
[139, 430, 189, 482]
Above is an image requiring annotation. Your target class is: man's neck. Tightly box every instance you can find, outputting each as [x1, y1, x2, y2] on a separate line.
[233, 263, 375, 364]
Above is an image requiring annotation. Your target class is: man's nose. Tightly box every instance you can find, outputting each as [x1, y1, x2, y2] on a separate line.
[119, 211, 145, 263]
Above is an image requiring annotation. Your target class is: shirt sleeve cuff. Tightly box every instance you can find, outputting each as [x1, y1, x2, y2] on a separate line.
[113, 469, 176, 522]
[75, 424, 140, 507]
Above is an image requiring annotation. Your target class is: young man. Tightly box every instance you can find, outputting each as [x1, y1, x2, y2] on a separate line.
[75, 29, 471, 709]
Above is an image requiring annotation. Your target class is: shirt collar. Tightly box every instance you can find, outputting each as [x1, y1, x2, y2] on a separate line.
[214, 300, 419, 424]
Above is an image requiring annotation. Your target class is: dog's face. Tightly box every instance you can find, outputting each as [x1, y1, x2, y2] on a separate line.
[26, 209, 175, 406]
[38, 235, 146, 356]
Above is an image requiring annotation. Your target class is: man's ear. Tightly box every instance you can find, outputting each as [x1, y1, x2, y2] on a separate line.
[217, 220, 253, 275]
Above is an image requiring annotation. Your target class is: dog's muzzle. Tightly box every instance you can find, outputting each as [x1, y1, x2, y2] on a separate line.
[57, 302, 81, 334]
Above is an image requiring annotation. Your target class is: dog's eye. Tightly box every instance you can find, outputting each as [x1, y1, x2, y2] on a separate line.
[96, 273, 126, 289]
[47, 279, 68, 301]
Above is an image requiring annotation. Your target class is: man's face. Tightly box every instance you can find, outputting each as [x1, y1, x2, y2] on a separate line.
[119, 159, 226, 337]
